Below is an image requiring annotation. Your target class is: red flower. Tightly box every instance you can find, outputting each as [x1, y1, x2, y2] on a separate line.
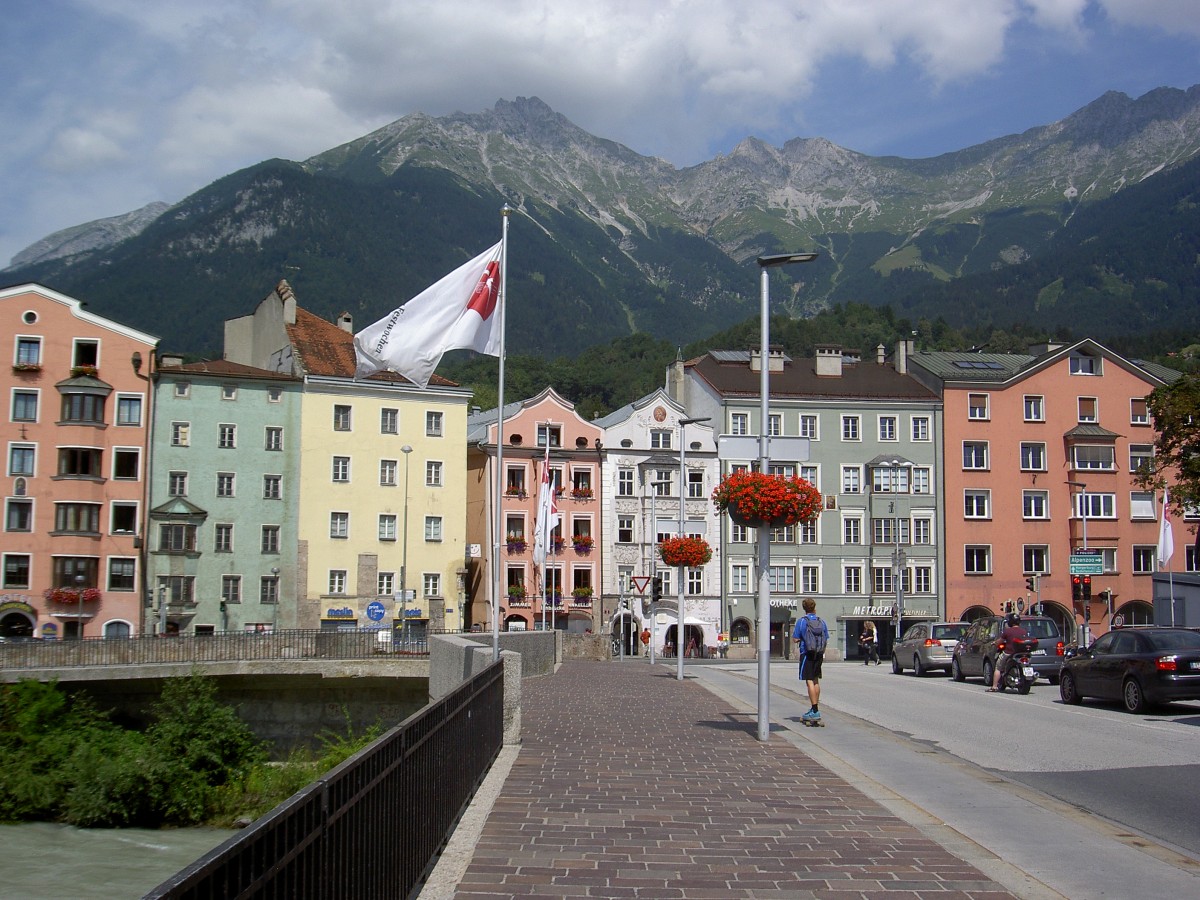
[711, 471, 823, 526]
[658, 535, 713, 567]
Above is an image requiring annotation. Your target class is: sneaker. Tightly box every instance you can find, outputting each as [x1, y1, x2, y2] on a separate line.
[801, 709, 821, 721]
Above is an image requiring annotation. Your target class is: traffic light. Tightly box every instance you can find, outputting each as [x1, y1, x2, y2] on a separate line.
[1082, 575, 1092, 605]
[1025, 575, 1039, 593]
[651, 576, 662, 604]
[1071, 575, 1083, 607]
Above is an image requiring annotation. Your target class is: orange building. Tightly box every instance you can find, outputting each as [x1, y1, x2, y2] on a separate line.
[0, 285, 158, 639]
[909, 339, 1179, 643]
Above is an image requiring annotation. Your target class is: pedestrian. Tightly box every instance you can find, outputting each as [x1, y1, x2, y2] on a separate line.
[792, 598, 830, 725]
[859, 621, 879, 665]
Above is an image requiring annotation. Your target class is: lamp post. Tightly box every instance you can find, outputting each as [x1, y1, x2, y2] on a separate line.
[649, 478, 670, 665]
[401, 445, 413, 649]
[74, 573, 86, 641]
[677, 417, 710, 681]
[1067, 480, 1089, 647]
[158, 583, 167, 635]
[755, 252, 817, 741]
[270, 566, 280, 631]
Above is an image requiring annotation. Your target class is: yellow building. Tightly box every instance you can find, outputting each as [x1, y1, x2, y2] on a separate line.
[224, 281, 471, 636]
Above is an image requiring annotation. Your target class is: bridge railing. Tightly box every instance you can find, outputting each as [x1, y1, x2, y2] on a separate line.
[143, 659, 505, 900]
[0, 628, 460, 671]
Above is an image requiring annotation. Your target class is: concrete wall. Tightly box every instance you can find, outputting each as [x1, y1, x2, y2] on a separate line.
[428, 635, 522, 745]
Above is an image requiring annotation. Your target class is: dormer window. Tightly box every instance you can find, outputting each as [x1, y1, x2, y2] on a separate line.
[537, 424, 561, 448]
[1069, 352, 1099, 375]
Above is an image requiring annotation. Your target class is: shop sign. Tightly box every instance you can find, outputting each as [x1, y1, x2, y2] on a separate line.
[323, 606, 356, 620]
[769, 598, 797, 608]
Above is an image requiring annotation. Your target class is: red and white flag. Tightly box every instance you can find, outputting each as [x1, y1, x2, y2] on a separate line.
[1158, 487, 1175, 567]
[532, 442, 561, 571]
[353, 242, 502, 387]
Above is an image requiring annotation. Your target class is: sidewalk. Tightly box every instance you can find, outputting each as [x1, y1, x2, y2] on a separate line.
[434, 660, 1018, 899]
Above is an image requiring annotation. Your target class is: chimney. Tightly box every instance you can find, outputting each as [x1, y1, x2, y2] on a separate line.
[876, 344, 886, 365]
[815, 345, 843, 377]
[896, 338, 913, 375]
[337, 312, 354, 333]
[276, 279, 297, 325]
[749, 347, 786, 373]
[161, 355, 184, 368]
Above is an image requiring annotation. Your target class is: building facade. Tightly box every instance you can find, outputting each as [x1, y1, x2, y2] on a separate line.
[0, 284, 158, 639]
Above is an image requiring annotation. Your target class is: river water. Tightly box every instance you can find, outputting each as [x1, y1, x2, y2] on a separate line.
[0, 822, 234, 899]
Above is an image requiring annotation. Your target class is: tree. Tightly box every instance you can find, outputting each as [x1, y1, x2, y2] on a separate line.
[1139, 374, 1200, 516]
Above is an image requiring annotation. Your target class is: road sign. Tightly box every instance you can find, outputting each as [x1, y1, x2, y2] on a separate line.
[631, 576, 651, 593]
[1069, 551, 1103, 575]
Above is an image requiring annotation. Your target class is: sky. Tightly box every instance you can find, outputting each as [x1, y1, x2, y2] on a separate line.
[2, 0, 1199, 268]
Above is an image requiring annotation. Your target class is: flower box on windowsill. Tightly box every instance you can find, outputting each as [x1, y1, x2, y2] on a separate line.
[571, 487, 594, 501]
[572, 536, 594, 553]
[11, 363, 41, 373]
[70, 365, 99, 378]
[550, 538, 565, 554]
[504, 488, 528, 500]
[505, 537, 527, 553]
[43, 587, 101, 605]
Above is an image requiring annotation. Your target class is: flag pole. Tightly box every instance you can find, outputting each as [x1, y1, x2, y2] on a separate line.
[492, 206, 512, 662]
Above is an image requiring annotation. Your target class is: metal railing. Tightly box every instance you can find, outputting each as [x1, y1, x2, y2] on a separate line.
[144, 660, 505, 900]
[0, 628, 459, 671]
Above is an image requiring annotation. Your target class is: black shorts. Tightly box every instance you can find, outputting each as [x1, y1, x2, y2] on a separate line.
[799, 651, 823, 683]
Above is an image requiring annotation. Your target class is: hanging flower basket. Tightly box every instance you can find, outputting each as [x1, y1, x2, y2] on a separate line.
[658, 536, 712, 567]
[711, 471, 823, 528]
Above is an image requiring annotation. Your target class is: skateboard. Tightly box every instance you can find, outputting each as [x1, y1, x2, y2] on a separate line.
[802, 717, 825, 727]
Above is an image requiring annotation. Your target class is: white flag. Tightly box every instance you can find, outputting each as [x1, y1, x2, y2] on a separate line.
[1157, 487, 1175, 567]
[353, 242, 502, 387]
[532, 443, 560, 571]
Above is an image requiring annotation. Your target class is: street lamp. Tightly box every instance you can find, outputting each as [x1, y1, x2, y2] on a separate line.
[677, 417, 710, 681]
[401, 445, 413, 649]
[754, 252, 817, 741]
[74, 573, 86, 641]
[1066, 480, 1089, 647]
[270, 567, 280, 631]
[648, 478, 670, 665]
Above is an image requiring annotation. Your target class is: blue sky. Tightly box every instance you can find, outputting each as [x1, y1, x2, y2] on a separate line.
[2, 0, 1199, 267]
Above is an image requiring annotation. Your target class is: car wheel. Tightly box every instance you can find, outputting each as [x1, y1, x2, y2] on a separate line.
[891, 654, 902, 674]
[913, 654, 925, 677]
[982, 659, 994, 688]
[1122, 677, 1147, 714]
[1059, 670, 1082, 705]
[951, 657, 965, 682]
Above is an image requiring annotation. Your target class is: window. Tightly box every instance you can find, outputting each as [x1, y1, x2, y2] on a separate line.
[379, 514, 397, 541]
[729, 523, 748, 543]
[168, 471, 188, 497]
[159, 523, 197, 552]
[767, 414, 782, 437]
[843, 517, 861, 545]
[1020, 442, 1046, 471]
[652, 475, 671, 497]
[504, 467, 526, 496]
[536, 423, 560, 447]
[964, 490, 990, 519]
[261, 525, 280, 554]
[12, 391, 38, 422]
[1075, 492, 1116, 519]
[216, 472, 235, 497]
[1130, 491, 1155, 520]
[215, 523, 233, 552]
[265, 427, 283, 451]
[111, 395, 140, 426]
[962, 441, 988, 469]
[873, 518, 909, 544]
[730, 412, 748, 435]
[380, 408, 398, 434]
[650, 429, 672, 449]
[843, 566, 862, 594]
[799, 465, 818, 489]
[1023, 546, 1048, 574]
[220, 384, 237, 401]
[841, 465, 861, 494]
[110, 502, 137, 534]
[58, 447, 102, 478]
[6, 499, 32, 532]
[912, 518, 932, 545]
[872, 566, 895, 594]
[505, 514, 525, 541]
[268, 387, 282, 403]
[687, 470, 704, 499]
[967, 393, 989, 420]
[15, 337, 41, 367]
[378, 572, 395, 596]
[171, 422, 190, 447]
[72, 340, 98, 369]
[1133, 546, 1156, 574]
[1077, 397, 1097, 423]
[380, 459, 397, 486]
[801, 565, 819, 594]
[60, 393, 105, 424]
[54, 502, 100, 534]
[426, 410, 445, 437]
[113, 448, 139, 480]
[329, 570, 347, 594]
[174, 381, 191, 398]
[911, 467, 931, 495]
[333, 405, 352, 431]
[617, 469, 634, 496]
[731, 565, 750, 593]
[1129, 444, 1153, 473]
[1023, 395, 1044, 422]
[841, 415, 860, 441]
[1070, 353, 1098, 375]
[261, 576, 280, 604]
[263, 474, 281, 499]
[1130, 398, 1149, 426]
[1072, 445, 1114, 471]
[3, 555, 30, 589]
[425, 516, 443, 542]
[770, 525, 795, 544]
[9, 445, 35, 476]
[799, 415, 818, 438]
[872, 466, 909, 493]
[767, 566, 795, 593]
[687, 569, 704, 595]
[911, 416, 930, 441]
[878, 416, 897, 441]
[426, 461, 443, 487]
[965, 546, 991, 574]
[218, 424, 236, 449]
[423, 573, 441, 597]
[157, 575, 195, 605]
[107, 558, 136, 591]
[330, 512, 349, 539]
[913, 567, 932, 593]
[1023, 491, 1049, 520]
[222, 576, 241, 605]
[332, 456, 350, 482]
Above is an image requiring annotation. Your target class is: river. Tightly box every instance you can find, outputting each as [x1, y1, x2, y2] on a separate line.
[0, 822, 234, 899]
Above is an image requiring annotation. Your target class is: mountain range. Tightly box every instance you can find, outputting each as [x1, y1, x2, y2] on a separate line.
[4, 87, 1200, 357]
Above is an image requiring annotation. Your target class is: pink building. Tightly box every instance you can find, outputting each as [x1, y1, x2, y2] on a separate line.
[0, 285, 158, 640]
[910, 340, 1178, 641]
[466, 389, 603, 632]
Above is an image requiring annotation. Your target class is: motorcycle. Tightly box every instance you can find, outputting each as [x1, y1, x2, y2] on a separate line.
[997, 637, 1039, 694]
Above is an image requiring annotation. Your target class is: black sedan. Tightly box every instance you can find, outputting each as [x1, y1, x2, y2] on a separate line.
[1059, 627, 1200, 713]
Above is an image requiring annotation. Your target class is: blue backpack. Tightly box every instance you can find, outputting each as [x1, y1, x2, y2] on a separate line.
[800, 615, 828, 656]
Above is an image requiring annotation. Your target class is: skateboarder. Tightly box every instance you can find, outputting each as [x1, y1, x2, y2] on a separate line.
[792, 598, 829, 726]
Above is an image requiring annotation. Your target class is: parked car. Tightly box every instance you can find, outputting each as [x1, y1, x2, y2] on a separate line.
[951, 615, 1065, 685]
[891, 621, 969, 676]
[1059, 627, 1200, 713]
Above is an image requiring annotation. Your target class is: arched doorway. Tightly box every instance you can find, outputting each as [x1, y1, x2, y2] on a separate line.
[0, 609, 36, 638]
[1035, 601, 1074, 642]
[1115, 600, 1154, 626]
[959, 605, 993, 623]
[610, 612, 638, 655]
[503, 614, 529, 632]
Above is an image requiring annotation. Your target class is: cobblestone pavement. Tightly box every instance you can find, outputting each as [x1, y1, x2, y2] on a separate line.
[454, 661, 1016, 899]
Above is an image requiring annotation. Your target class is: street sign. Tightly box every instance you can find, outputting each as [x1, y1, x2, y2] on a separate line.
[1069, 551, 1103, 575]
[631, 576, 651, 593]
